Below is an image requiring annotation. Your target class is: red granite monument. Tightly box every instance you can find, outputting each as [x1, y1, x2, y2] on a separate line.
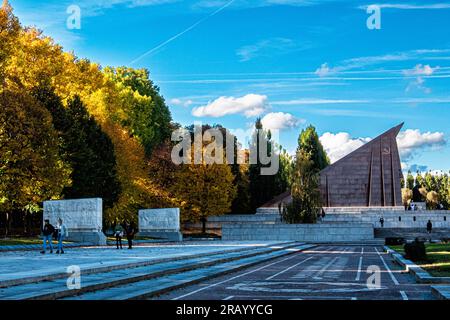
[319, 123, 404, 207]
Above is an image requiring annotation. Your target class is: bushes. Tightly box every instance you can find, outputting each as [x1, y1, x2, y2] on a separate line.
[404, 239, 427, 261]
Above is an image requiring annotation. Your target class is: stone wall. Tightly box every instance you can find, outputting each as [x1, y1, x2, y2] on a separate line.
[323, 210, 450, 228]
[183, 214, 280, 233]
[222, 223, 374, 242]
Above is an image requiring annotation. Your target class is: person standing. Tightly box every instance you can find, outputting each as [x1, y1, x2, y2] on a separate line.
[56, 218, 68, 254]
[41, 219, 55, 254]
[114, 223, 124, 249]
[427, 220, 433, 234]
[125, 222, 136, 250]
[379, 217, 385, 228]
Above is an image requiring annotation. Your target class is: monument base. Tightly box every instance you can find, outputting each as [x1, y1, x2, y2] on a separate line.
[66, 231, 107, 246]
[138, 231, 183, 242]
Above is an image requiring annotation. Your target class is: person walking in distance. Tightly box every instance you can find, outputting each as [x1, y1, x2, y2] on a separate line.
[56, 218, 69, 254]
[125, 222, 136, 250]
[427, 220, 433, 234]
[114, 223, 124, 249]
[41, 219, 55, 254]
[379, 217, 385, 228]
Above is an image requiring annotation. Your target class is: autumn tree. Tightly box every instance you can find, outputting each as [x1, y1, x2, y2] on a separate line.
[33, 88, 121, 208]
[402, 188, 413, 207]
[0, 0, 19, 83]
[0, 88, 71, 235]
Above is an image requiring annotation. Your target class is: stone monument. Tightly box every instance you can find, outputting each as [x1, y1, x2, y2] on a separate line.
[319, 123, 404, 207]
[138, 208, 183, 241]
[43, 198, 106, 245]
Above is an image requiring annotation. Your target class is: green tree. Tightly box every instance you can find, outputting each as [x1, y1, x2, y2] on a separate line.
[103, 67, 172, 156]
[406, 171, 415, 190]
[281, 150, 321, 224]
[248, 119, 285, 211]
[297, 125, 329, 172]
[63, 96, 121, 208]
[33, 88, 121, 208]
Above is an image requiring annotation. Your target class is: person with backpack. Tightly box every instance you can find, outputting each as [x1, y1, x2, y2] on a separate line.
[41, 219, 55, 254]
[114, 223, 124, 249]
[56, 218, 69, 254]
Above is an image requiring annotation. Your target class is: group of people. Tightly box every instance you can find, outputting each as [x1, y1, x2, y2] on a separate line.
[114, 222, 136, 250]
[379, 216, 433, 233]
[40, 219, 137, 254]
[41, 218, 68, 254]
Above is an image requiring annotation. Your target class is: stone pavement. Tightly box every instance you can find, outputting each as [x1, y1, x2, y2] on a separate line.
[0, 241, 288, 288]
[0, 242, 93, 252]
[156, 245, 435, 300]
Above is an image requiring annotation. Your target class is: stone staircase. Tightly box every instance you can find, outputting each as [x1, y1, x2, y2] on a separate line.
[0, 242, 313, 300]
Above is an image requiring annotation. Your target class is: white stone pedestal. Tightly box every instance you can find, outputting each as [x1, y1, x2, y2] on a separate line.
[138, 208, 183, 241]
[43, 198, 106, 245]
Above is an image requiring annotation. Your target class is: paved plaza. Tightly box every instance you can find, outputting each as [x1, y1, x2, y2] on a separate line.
[0, 241, 276, 285]
[0, 242, 438, 300]
[155, 245, 434, 300]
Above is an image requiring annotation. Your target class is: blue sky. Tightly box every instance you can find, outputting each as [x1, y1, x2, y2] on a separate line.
[10, 0, 450, 172]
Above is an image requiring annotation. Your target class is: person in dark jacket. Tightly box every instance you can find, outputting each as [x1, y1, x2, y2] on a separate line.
[379, 217, 385, 228]
[427, 220, 433, 234]
[125, 222, 136, 249]
[41, 219, 55, 254]
[114, 223, 124, 249]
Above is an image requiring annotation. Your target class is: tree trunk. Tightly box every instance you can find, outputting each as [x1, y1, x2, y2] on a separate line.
[202, 219, 206, 234]
[4, 212, 9, 238]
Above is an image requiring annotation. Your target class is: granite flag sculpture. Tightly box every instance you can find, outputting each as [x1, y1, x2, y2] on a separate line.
[320, 123, 404, 207]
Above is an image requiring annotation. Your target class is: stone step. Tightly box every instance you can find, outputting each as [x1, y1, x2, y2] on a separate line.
[432, 286, 450, 300]
[0, 241, 294, 289]
[63, 243, 314, 300]
[0, 242, 304, 300]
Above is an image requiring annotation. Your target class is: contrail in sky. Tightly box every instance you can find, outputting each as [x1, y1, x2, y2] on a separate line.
[129, 0, 236, 65]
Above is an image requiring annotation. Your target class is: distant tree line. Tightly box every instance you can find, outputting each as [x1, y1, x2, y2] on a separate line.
[0, 2, 295, 235]
[402, 171, 450, 210]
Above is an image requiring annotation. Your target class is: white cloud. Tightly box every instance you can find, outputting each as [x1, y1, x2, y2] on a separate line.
[397, 129, 446, 159]
[403, 64, 438, 76]
[359, 3, 450, 10]
[170, 98, 193, 107]
[314, 50, 450, 77]
[192, 94, 269, 118]
[261, 112, 304, 130]
[319, 129, 446, 164]
[237, 38, 307, 62]
[319, 132, 371, 163]
[315, 63, 332, 77]
[272, 98, 370, 105]
[404, 64, 439, 93]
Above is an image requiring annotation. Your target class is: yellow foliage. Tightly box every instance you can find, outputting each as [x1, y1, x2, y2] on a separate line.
[401, 188, 413, 206]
